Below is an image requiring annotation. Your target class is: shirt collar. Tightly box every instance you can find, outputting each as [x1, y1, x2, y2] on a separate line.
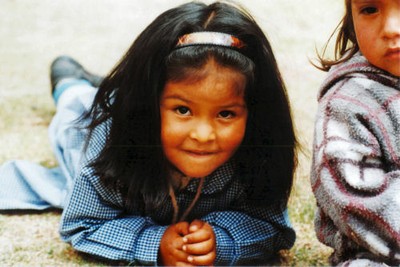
[184, 160, 235, 194]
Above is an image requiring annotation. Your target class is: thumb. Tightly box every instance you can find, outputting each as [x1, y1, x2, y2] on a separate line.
[189, 219, 204, 233]
[174, 221, 190, 236]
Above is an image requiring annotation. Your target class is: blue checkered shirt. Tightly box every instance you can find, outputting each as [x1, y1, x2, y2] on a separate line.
[60, 119, 295, 266]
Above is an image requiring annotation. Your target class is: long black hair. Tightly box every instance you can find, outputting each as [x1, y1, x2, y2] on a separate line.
[85, 1, 297, 211]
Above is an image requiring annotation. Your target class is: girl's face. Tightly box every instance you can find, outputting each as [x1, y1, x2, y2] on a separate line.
[160, 60, 248, 178]
[351, 0, 400, 76]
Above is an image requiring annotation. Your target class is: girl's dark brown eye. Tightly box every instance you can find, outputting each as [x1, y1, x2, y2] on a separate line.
[361, 6, 378, 14]
[219, 110, 235, 119]
[176, 106, 190, 115]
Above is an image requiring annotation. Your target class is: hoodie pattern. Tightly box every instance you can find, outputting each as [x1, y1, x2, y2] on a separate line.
[311, 52, 400, 265]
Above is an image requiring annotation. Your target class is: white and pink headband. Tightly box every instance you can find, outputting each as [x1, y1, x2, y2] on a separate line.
[175, 31, 246, 49]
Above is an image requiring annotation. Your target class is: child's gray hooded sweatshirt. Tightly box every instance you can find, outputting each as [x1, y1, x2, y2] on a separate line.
[311, 52, 400, 265]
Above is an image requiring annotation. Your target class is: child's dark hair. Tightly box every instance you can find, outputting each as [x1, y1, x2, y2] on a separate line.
[316, 0, 358, 71]
[85, 1, 297, 211]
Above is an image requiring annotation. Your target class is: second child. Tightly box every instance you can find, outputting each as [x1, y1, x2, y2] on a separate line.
[311, 0, 400, 265]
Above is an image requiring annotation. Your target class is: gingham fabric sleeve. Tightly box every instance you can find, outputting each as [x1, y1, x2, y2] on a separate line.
[182, 164, 295, 265]
[60, 166, 167, 265]
[202, 207, 294, 266]
[311, 53, 400, 264]
[59, 122, 167, 265]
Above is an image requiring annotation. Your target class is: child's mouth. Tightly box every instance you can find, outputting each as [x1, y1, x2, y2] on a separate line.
[183, 149, 218, 159]
[186, 150, 214, 156]
[385, 48, 400, 59]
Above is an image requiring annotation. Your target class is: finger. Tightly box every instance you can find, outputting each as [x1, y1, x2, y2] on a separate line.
[182, 238, 214, 255]
[183, 227, 212, 243]
[189, 219, 204, 233]
[159, 246, 189, 266]
[175, 221, 190, 236]
[167, 229, 186, 249]
[187, 251, 216, 266]
[169, 247, 191, 262]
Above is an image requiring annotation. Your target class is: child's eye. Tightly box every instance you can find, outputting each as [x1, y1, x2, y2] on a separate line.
[175, 106, 191, 116]
[360, 6, 378, 15]
[218, 110, 235, 119]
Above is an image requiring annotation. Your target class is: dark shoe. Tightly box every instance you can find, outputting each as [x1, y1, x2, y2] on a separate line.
[50, 55, 103, 93]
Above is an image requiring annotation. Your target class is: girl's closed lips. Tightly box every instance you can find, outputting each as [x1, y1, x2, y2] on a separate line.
[385, 47, 400, 59]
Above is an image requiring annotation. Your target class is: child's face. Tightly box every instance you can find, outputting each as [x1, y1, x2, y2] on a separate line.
[160, 60, 248, 178]
[351, 0, 400, 76]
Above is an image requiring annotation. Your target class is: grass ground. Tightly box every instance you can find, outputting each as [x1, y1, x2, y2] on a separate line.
[0, 0, 343, 265]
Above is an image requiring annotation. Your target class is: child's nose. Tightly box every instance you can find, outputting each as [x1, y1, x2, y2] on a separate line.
[383, 10, 400, 39]
[189, 121, 216, 142]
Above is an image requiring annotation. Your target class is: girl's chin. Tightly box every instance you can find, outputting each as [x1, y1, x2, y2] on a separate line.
[180, 168, 215, 178]
[170, 164, 214, 179]
[181, 172, 213, 179]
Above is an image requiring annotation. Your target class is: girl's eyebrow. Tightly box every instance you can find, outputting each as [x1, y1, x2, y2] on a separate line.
[162, 94, 246, 108]
[352, 0, 379, 4]
[219, 102, 247, 109]
[162, 94, 192, 103]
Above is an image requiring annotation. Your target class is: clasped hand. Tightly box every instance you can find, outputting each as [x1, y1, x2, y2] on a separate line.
[159, 220, 216, 266]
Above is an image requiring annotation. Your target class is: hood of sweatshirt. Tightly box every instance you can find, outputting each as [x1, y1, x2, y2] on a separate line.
[318, 52, 400, 100]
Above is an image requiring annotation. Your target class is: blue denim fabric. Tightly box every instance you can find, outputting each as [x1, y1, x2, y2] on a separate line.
[0, 80, 97, 209]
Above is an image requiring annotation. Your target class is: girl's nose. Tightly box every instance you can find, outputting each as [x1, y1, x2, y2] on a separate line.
[190, 122, 216, 142]
[383, 10, 400, 39]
